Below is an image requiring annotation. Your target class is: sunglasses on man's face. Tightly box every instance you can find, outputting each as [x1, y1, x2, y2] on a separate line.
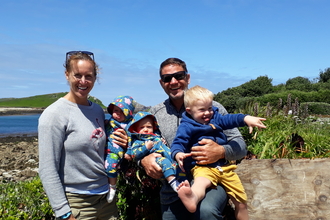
[66, 51, 94, 64]
[160, 71, 187, 83]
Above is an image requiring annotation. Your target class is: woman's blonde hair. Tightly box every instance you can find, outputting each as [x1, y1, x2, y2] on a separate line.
[184, 85, 214, 108]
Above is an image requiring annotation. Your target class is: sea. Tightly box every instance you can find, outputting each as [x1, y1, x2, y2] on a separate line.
[0, 114, 41, 137]
[0, 113, 111, 138]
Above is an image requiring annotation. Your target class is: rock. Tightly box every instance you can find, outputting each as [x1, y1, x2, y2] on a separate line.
[0, 135, 39, 182]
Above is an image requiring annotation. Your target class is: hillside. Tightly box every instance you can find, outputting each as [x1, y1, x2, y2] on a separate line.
[0, 93, 149, 112]
[0, 93, 68, 108]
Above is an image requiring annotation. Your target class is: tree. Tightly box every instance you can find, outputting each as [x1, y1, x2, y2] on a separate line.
[285, 76, 312, 92]
[240, 76, 273, 97]
[319, 67, 330, 83]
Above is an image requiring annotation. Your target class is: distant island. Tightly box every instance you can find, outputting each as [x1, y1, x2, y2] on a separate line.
[0, 107, 44, 116]
[0, 93, 150, 115]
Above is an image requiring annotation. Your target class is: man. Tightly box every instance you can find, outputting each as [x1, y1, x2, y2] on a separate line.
[141, 58, 247, 220]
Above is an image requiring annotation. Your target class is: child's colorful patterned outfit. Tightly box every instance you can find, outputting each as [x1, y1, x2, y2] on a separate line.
[104, 95, 136, 178]
[126, 111, 177, 179]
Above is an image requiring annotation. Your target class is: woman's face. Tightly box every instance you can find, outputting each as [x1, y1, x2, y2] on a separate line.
[65, 60, 96, 104]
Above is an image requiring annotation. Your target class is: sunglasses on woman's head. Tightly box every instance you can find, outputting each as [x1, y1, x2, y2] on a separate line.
[66, 51, 94, 64]
[160, 71, 187, 83]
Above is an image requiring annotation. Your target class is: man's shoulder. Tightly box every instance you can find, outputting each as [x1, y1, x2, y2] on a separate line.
[212, 101, 228, 115]
[150, 100, 168, 114]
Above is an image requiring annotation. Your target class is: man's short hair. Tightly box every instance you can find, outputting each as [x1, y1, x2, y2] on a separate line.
[159, 58, 188, 77]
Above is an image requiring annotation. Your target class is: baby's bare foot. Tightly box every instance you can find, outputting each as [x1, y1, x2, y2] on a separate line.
[177, 180, 197, 213]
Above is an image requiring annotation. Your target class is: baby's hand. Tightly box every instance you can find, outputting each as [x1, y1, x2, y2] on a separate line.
[161, 137, 168, 146]
[145, 140, 154, 150]
[175, 152, 192, 172]
[244, 115, 267, 133]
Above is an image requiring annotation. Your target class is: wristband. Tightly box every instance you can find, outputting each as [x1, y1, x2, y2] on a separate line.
[59, 211, 72, 219]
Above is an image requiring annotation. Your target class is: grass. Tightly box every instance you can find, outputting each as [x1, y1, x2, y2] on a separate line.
[0, 93, 105, 108]
[239, 114, 330, 159]
[0, 93, 67, 108]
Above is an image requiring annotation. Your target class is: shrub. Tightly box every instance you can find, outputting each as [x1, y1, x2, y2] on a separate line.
[0, 176, 54, 219]
[301, 102, 330, 115]
[117, 160, 162, 220]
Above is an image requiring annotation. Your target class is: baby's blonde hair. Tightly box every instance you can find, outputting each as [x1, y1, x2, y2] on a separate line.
[184, 85, 214, 108]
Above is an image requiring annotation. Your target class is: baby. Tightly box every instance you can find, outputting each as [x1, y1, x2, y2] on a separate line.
[104, 95, 136, 203]
[172, 85, 266, 219]
[126, 111, 181, 192]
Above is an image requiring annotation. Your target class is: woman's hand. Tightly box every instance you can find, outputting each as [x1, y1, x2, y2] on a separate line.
[112, 128, 128, 148]
[191, 139, 225, 165]
[66, 213, 76, 220]
[141, 153, 163, 179]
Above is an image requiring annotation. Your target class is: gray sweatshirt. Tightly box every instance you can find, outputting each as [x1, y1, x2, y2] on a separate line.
[38, 98, 107, 217]
[149, 99, 247, 205]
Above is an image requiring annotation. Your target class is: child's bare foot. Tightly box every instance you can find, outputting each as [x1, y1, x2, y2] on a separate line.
[177, 180, 197, 213]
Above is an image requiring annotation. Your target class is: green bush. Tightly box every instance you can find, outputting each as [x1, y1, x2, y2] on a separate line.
[116, 160, 162, 220]
[301, 102, 330, 115]
[0, 177, 54, 220]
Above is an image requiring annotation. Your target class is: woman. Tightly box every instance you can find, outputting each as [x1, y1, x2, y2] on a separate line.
[39, 51, 124, 220]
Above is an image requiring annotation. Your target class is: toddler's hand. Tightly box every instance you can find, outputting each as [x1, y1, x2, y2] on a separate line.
[244, 115, 267, 133]
[145, 140, 154, 150]
[175, 152, 192, 172]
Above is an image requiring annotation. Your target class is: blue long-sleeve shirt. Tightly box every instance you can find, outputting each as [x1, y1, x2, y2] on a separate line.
[171, 106, 246, 171]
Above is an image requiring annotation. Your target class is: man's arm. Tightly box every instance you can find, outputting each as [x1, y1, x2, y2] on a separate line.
[222, 135, 247, 160]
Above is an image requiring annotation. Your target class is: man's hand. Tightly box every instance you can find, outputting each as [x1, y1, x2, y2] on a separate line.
[140, 153, 163, 179]
[112, 128, 128, 148]
[191, 139, 225, 165]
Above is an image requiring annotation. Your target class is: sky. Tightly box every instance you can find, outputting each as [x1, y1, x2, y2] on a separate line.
[1, 0, 330, 107]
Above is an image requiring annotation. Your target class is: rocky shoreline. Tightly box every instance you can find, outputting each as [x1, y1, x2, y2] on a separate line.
[0, 135, 39, 182]
[0, 107, 44, 116]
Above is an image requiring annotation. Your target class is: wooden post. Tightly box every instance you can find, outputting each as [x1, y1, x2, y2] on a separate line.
[236, 158, 330, 220]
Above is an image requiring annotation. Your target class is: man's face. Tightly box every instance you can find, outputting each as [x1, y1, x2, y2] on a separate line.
[159, 64, 190, 101]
